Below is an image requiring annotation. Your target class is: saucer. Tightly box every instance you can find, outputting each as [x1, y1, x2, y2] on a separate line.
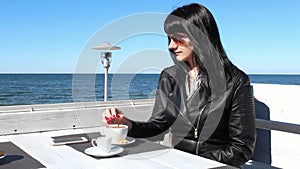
[84, 146, 124, 157]
[112, 137, 135, 145]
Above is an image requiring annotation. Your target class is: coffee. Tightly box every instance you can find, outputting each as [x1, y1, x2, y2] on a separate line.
[107, 126, 126, 128]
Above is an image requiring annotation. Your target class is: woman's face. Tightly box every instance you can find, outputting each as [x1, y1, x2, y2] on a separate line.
[168, 33, 194, 62]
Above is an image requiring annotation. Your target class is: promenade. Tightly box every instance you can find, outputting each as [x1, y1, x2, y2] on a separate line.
[0, 83, 299, 168]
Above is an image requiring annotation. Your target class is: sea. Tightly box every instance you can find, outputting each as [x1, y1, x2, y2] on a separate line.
[0, 74, 299, 106]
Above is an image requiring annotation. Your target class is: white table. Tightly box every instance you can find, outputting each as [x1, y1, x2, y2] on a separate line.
[0, 127, 231, 169]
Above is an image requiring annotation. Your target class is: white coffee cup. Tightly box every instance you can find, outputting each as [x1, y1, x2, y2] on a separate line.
[91, 137, 112, 152]
[105, 124, 128, 144]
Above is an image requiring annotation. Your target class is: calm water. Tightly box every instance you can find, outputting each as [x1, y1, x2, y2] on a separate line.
[0, 74, 299, 106]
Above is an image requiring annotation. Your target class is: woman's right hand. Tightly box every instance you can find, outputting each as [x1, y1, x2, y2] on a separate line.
[102, 108, 133, 130]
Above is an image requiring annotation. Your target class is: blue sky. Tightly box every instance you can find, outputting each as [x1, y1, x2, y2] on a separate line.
[0, 0, 299, 74]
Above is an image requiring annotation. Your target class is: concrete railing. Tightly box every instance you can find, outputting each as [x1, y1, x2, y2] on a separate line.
[0, 99, 155, 135]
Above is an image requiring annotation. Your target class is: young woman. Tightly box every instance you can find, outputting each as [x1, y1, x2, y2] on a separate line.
[103, 3, 256, 167]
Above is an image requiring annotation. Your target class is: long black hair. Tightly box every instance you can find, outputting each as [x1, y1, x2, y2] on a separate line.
[164, 3, 232, 86]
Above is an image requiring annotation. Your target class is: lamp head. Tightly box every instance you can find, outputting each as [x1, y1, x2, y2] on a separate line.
[92, 42, 121, 68]
[92, 42, 121, 50]
[101, 52, 112, 68]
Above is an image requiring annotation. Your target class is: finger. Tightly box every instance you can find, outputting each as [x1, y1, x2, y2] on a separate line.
[110, 108, 119, 116]
[103, 108, 114, 124]
[108, 108, 113, 115]
[103, 114, 111, 124]
[115, 108, 119, 114]
[103, 115, 109, 124]
[103, 109, 111, 116]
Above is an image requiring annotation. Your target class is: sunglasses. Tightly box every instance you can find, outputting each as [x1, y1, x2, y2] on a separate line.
[169, 33, 189, 45]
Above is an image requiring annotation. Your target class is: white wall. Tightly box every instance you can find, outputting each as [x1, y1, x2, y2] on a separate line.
[252, 83, 300, 169]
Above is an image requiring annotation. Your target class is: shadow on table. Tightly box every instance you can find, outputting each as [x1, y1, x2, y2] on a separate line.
[119, 139, 170, 156]
[0, 155, 24, 165]
[57, 133, 171, 159]
[0, 142, 45, 168]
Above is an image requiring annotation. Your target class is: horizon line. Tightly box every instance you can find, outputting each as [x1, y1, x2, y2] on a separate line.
[0, 72, 300, 75]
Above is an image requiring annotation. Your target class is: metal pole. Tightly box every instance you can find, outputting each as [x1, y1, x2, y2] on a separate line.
[102, 55, 110, 102]
[104, 67, 108, 101]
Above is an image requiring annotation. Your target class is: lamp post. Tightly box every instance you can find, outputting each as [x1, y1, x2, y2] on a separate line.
[93, 42, 121, 101]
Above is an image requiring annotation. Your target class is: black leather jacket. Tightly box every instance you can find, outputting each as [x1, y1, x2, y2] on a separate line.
[128, 65, 256, 167]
